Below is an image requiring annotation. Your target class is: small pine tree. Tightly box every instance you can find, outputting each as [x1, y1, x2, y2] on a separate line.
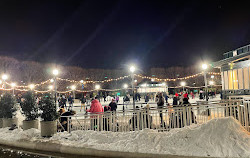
[20, 91, 39, 121]
[0, 93, 17, 118]
[39, 93, 59, 121]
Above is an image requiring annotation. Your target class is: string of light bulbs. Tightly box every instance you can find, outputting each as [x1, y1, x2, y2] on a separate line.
[2, 71, 220, 90]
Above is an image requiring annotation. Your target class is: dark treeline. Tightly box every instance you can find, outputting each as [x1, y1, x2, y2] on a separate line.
[0, 56, 220, 90]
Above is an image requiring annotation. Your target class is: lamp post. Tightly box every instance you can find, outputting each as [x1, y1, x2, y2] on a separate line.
[209, 81, 214, 86]
[80, 80, 84, 100]
[71, 85, 76, 100]
[130, 66, 136, 111]
[180, 81, 185, 92]
[52, 69, 59, 106]
[2, 74, 8, 90]
[202, 64, 208, 101]
[123, 84, 128, 89]
[11, 83, 16, 96]
[29, 84, 35, 91]
[95, 84, 100, 101]
[48, 85, 53, 91]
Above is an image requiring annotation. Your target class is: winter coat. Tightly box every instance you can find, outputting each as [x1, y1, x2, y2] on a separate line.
[184, 93, 188, 98]
[173, 97, 178, 106]
[145, 95, 149, 102]
[175, 93, 179, 97]
[68, 96, 74, 104]
[104, 106, 111, 112]
[87, 99, 103, 114]
[157, 96, 164, 107]
[109, 102, 117, 111]
[165, 95, 168, 102]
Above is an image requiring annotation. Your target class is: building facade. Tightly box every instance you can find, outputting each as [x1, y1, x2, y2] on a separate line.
[213, 44, 250, 97]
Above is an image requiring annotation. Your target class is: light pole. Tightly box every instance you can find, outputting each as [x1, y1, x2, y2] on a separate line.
[29, 84, 35, 92]
[80, 80, 84, 99]
[202, 64, 208, 101]
[52, 69, 59, 106]
[209, 81, 214, 86]
[130, 66, 136, 111]
[71, 85, 76, 100]
[180, 81, 185, 92]
[48, 85, 53, 91]
[95, 84, 100, 101]
[11, 83, 16, 96]
[123, 84, 128, 89]
[2, 74, 8, 90]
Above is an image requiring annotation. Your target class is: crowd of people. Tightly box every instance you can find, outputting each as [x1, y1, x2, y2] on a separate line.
[56, 89, 217, 131]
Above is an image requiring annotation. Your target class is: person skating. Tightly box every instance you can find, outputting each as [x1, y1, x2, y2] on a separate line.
[68, 95, 74, 110]
[157, 93, 164, 126]
[145, 93, 149, 103]
[109, 98, 117, 111]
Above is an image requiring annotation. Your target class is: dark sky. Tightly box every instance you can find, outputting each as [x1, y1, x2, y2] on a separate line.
[0, 0, 250, 69]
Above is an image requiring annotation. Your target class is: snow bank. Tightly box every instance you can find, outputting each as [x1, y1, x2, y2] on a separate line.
[0, 117, 248, 157]
[50, 117, 250, 157]
[0, 128, 40, 141]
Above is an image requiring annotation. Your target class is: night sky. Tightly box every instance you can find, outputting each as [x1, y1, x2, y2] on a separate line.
[0, 0, 250, 69]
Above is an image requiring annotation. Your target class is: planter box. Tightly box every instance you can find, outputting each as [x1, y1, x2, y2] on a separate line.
[23, 120, 39, 130]
[40, 121, 57, 137]
[2, 118, 18, 128]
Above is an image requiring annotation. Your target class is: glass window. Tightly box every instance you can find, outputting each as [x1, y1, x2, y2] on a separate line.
[237, 48, 243, 54]
[238, 69, 243, 89]
[243, 68, 249, 89]
[233, 69, 238, 90]
[221, 72, 224, 90]
[228, 70, 233, 89]
[224, 71, 229, 90]
[243, 46, 248, 53]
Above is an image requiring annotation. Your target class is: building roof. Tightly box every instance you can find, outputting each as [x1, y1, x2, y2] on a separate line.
[213, 44, 250, 68]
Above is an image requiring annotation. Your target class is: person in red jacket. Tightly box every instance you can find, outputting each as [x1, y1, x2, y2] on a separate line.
[175, 93, 179, 97]
[183, 92, 188, 98]
[86, 99, 104, 130]
[86, 99, 104, 114]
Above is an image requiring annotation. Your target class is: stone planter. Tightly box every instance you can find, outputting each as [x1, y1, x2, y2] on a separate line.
[40, 120, 57, 137]
[2, 118, 18, 128]
[0, 118, 3, 128]
[23, 120, 39, 130]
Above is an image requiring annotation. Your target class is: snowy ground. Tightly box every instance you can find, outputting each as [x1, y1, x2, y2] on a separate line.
[0, 117, 249, 157]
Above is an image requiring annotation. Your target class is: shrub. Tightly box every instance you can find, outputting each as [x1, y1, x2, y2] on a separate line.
[20, 91, 39, 121]
[0, 93, 17, 118]
[39, 93, 59, 121]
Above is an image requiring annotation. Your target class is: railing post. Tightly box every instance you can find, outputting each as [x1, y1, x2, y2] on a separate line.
[146, 104, 150, 129]
[188, 107, 192, 125]
[244, 102, 249, 131]
[183, 107, 187, 127]
[137, 111, 140, 131]
[226, 103, 229, 117]
[67, 117, 71, 133]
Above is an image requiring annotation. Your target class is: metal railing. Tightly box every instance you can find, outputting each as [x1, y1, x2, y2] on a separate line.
[58, 100, 250, 133]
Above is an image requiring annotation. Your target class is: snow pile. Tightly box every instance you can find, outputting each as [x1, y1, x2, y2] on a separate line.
[0, 128, 40, 141]
[50, 117, 250, 157]
[0, 117, 248, 157]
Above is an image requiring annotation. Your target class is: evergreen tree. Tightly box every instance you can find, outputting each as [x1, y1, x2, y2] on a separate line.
[0, 93, 17, 118]
[20, 91, 39, 121]
[39, 93, 59, 121]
